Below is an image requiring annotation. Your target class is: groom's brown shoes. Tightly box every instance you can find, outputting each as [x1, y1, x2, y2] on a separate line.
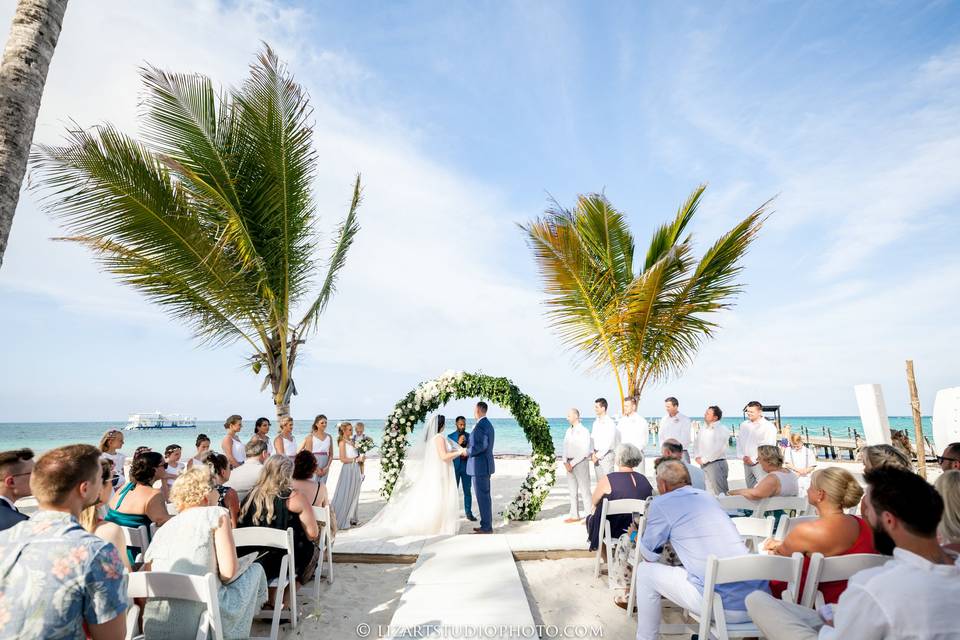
[472, 528, 492, 534]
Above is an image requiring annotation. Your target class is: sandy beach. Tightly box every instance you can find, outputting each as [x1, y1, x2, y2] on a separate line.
[278, 453, 940, 639]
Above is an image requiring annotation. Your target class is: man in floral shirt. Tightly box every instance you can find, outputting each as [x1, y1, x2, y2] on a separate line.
[0, 444, 127, 639]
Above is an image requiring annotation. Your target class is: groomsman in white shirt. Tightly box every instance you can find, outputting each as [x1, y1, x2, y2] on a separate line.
[616, 396, 649, 453]
[590, 397, 618, 481]
[563, 408, 593, 523]
[693, 405, 731, 495]
[658, 397, 692, 462]
[737, 401, 778, 488]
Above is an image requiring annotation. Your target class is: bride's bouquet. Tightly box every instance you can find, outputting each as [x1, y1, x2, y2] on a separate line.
[354, 434, 376, 455]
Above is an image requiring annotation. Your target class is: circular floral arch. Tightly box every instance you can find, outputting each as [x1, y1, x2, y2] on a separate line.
[379, 370, 557, 521]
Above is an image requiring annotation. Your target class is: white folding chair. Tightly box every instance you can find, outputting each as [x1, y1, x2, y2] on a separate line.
[120, 524, 151, 560]
[716, 495, 767, 516]
[800, 552, 888, 608]
[731, 515, 776, 552]
[762, 496, 810, 516]
[773, 515, 818, 541]
[166, 502, 179, 515]
[593, 497, 649, 588]
[673, 552, 804, 640]
[125, 571, 223, 640]
[233, 526, 298, 640]
[14, 496, 38, 515]
[311, 505, 335, 605]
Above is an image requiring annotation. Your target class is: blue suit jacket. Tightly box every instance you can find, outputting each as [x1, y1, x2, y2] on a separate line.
[0, 500, 28, 532]
[466, 417, 495, 477]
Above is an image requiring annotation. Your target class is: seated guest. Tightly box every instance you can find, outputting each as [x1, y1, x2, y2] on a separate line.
[763, 467, 875, 604]
[633, 460, 769, 640]
[0, 448, 34, 531]
[227, 439, 270, 501]
[238, 455, 320, 589]
[78, 460, 131, 570]
[204, 452, 240, 527]
[935, 470, 960, 553]
[291, 450, 337, 539]
[860, 443, 912, 472]
[586, 443, 653, 552]
[104, 450, 170, 562]
[747, 466, 960, 639]
[728, 444, 798, 500]
[938, 441, 960, 472]
[660, 438, 706, 490]
[784, 434, 817, 495]
[142, 467, 267, 640]
[0, 444, 127, 639]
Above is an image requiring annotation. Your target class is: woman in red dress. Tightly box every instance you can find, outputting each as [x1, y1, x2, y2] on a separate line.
[764, 467, 877, 604]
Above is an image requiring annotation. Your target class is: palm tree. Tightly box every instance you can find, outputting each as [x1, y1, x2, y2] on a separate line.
[521, 185, 770, 409]
[30, 46, 361, 420]
[0, 0, 69, 269]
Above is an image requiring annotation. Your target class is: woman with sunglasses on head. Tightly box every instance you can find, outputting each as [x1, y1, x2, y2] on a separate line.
[78, 459, 131, 570]
[98, 429, 126, 488]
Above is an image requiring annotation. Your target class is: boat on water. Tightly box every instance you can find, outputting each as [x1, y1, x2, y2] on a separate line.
[126, 411, 197, 430]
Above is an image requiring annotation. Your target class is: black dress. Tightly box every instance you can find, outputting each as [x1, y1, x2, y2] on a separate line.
[585, 471, 653, 551]
[237, 490, 317, 582]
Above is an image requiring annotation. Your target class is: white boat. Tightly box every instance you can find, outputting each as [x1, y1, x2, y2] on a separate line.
[126, 411, 197, 430]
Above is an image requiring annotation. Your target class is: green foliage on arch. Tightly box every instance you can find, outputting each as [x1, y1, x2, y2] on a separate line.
[379, 371, 556, 521]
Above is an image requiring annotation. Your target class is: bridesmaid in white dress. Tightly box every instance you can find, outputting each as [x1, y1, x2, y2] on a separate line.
[330, 422, 364, 529]
[221, 415, 246, 469]
[300, 414, 334, 485]
[142, 467, 267, 640]
[273, 415, 298, 459]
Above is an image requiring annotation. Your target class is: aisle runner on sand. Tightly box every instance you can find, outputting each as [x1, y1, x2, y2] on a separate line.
[385, 535, 535, 640]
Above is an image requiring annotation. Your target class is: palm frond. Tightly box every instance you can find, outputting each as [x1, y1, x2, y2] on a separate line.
[643, 183, 705, 271]
[296, 174, 362, 335]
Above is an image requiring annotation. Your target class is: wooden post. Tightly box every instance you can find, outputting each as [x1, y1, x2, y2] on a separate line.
[906, 360, 927, 479]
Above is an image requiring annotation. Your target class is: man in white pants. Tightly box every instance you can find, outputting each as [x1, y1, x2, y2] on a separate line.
[737, 401, 777, 489]
[633, 460, 769, 640]
[746, 466, 960, 639]
[590, 397, 618, 481]
[693, 405, 731, 495]
[562, 408, 593, 523]
[658, 397, 692, 462]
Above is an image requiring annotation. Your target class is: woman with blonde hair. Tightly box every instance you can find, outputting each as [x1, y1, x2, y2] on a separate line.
[98, 429, 126, 488]
[238, 455, 320, 587]
[299, 414, 333, 484]
[142, 467, 267, 640]
[78, 459, 130, 570]
[860, 443, 913, 472]
[729, 445, 799, 500]
[935, 470, 960, 553]
[274, 415, 298, 459]
[330, 421, 363, 529]
[764, 467, 876, 604]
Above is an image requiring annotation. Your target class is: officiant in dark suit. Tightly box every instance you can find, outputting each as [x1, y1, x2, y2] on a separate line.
[0, 449, 34, 531]
[448, 416, 476, 521]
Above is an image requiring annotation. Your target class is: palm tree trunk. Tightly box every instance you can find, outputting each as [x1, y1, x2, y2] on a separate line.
[275, 402, 290, 423]
[0, 0, 68, 268]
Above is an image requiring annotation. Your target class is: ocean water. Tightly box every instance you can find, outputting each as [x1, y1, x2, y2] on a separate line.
[0, 415, 935, 459]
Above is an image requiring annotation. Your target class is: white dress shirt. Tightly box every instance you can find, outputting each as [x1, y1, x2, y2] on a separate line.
[563, 423, 593, 466]
[735, 418, 777, 462]
[591, 415, 618, 458]
[659, 412, 693, 449]
[694, 421, 731, 463]
[820, 548, 960, 639]
[617, 413, 649, 450]
[225, 459, 263, 501]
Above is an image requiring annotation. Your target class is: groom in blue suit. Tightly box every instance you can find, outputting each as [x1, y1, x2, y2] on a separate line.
[466, 401, 495, 533]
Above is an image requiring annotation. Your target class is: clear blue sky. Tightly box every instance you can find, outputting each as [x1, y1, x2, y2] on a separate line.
[1, 0, 958, 422]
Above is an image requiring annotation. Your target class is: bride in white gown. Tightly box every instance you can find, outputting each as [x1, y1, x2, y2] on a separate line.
[361, 415, 466, 537]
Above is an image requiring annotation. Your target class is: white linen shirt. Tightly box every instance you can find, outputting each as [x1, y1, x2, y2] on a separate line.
[820, 548, 960, 639]
[563, 423, 593, 466]
[735, 418, 777, 463]
[591, 415, 618, 458]
[616, 413, 649, 450]
[694, 421, 731, 463]
[659, 412, 693, 449]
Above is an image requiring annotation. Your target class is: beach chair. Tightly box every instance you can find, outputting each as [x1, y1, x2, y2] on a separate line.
[800, 552, 887, 608]
[774, 515, 818, 541]
[125, 571, 223, 640]
[731, 515, 776, 552]
[311, 505, 335, 604]
[593, 497, 649, 588]
[662, 552, 804, 639]
[233, 526, 298, 640]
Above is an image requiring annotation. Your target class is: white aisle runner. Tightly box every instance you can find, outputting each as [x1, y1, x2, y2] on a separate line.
[385, 534, 536, 639]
